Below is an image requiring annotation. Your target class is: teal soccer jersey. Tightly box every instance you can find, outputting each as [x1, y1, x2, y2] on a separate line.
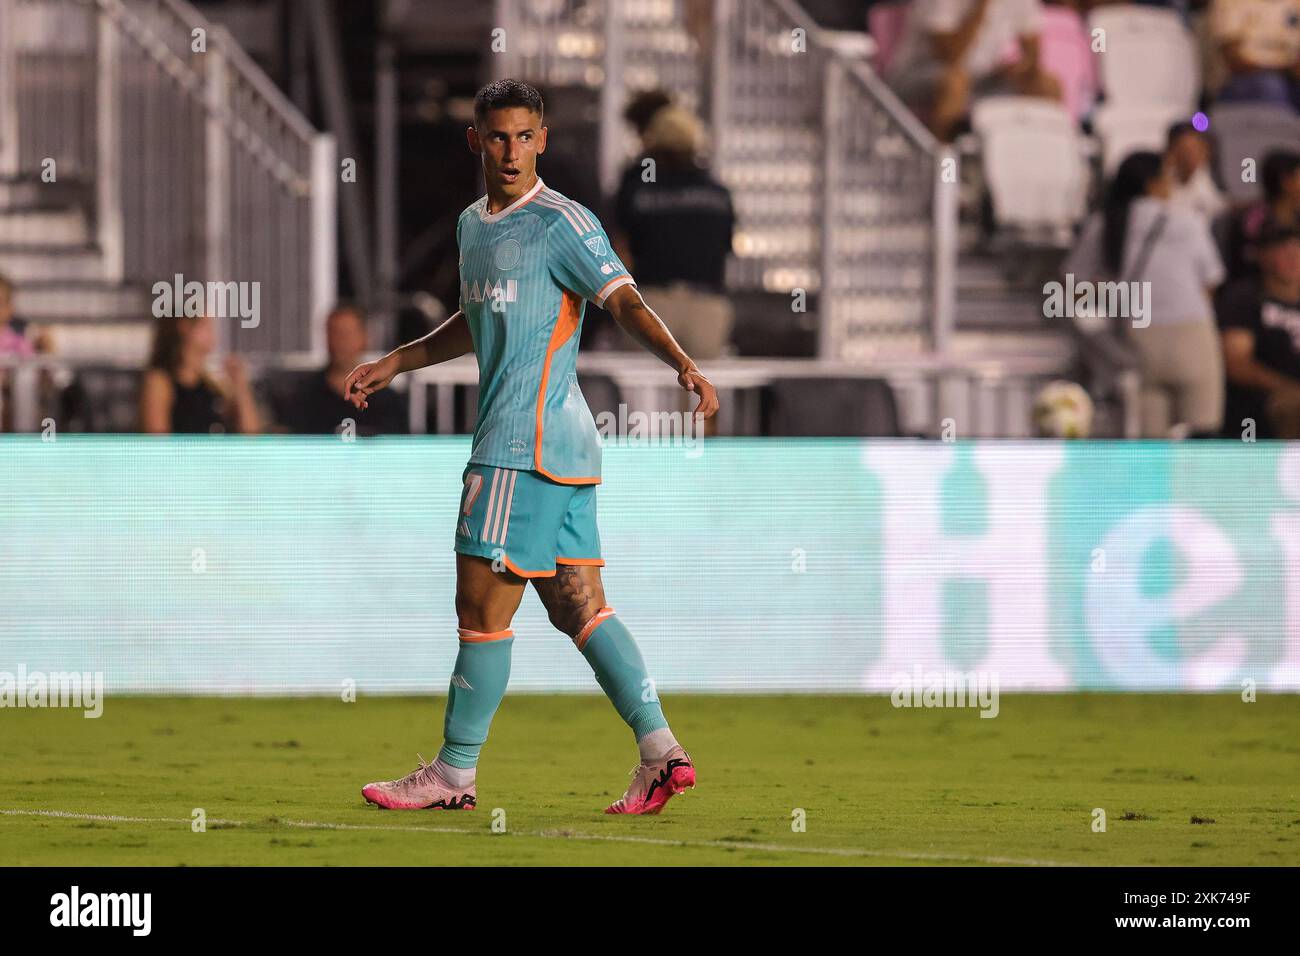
[456, 178, 634, 483]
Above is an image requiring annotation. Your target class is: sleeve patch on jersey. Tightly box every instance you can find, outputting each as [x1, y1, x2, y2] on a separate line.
[583, 236, 607, 257]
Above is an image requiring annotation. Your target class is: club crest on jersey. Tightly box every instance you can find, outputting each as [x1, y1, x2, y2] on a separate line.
[584, 236, 607, 257]
[461, 278, 519, 304]
[494, 238, 522, 270]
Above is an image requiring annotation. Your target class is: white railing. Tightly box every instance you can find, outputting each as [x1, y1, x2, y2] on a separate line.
[1, 348, 1131, 438]
[713, 0, 956, 359]
[491, 0, 957, 360]
[0, 0, 336, 358]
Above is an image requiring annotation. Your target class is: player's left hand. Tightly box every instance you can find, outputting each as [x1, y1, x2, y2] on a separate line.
[678, 367, 719, 419]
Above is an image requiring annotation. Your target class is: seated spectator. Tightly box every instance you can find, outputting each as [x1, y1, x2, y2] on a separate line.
[0, 272, 52, 355]
[1211, 0, 1300, 109]
[1166, 120, 1227, 222]
[1218, 218, 1300, 436]
[139, 315, 261, 434]
[1222, 149, 1300, 280]
[888, 0, 1062, 141]
[1064, 151, 1227, 437]
[0, 273, 55, 433]
[279, 303, 407, 435]
[612, 106, 735, 361]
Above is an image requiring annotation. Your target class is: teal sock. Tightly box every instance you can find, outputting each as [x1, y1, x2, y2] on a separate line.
[438, 632, 514, 769]
[579, 613, 669, 741]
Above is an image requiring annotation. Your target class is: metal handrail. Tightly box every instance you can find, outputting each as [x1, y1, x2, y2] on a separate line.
[92, 0, 310, 194]
[157, 0, 316, 142]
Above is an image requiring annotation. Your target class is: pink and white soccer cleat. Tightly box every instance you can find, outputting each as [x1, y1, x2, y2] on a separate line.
[361, 755, 476, 810]
[605, 746, 696, 815]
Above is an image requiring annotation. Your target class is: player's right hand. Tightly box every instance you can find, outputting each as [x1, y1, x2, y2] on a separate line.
[343, 356, 397, 410]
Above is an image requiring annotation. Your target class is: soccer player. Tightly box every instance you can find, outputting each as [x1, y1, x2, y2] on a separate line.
[344, 79, 719, 815]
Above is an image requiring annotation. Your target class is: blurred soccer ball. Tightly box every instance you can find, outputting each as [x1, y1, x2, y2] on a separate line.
[1032, 380, 1093, 439]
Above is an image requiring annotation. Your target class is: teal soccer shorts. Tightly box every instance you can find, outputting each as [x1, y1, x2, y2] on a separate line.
[454, 465, 603, 577]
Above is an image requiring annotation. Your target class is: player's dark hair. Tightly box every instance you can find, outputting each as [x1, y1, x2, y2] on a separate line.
[474, 79, 544, 126]
[1103, 151, 1164, 275]
[1262, 150, 1300, 204]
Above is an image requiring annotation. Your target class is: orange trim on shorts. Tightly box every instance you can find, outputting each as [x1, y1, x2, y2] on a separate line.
[501, 555, 557, 579]
[533, 290, 602, 486]
[573, 606, 615, 651]
[555, 557, 605, 566]
[457, 627, 514, 643]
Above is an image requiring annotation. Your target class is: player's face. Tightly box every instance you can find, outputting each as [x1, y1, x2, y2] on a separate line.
[469, 107, 547, 199]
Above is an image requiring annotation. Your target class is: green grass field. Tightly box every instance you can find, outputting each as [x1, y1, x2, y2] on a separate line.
[2, 693, 1298, 866]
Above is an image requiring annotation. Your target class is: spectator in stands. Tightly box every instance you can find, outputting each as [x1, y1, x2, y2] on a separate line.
[0, 273, 51, 355]
[279, 303, 407, 435]
[1064, 151, 1226, 436]
[1210, 0, 1300, 108]
[888, 0, 1062, 141]
[612, 105, 736, 360]
[0, 273, 54, 433]
[1217, 218, 1300, 436]
[0, 274, 36, 358]
[1222, 149, 1300, 280]
[139, 315, 261, 434]
[624, 89, 673, 141]
[1166, 120, 1227, 221]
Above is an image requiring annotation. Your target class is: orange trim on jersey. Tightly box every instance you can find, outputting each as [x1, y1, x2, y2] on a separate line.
[457, 627, 514, 643]
[574, 606, 616, 651]
[555, 557, 605, 566]
[536, 463, 602, 485]
[533, 289, 601, 485]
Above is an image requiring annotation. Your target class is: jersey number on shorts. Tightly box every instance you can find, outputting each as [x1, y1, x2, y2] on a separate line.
[462, 471, 484, 515]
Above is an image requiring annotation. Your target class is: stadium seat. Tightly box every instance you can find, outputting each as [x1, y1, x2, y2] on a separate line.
[971, 97, 1089, 243]
[1208, 102, 1300, 203]
[57, 366, 140, 433]
[1091, 103, 1189, 176]
[762, 377, 900, 437]
[866, 2, 908, 75]
[1088, 4, 1199, 112]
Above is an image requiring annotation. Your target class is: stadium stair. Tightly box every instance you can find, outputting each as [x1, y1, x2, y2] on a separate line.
[0, 175, 152, 362]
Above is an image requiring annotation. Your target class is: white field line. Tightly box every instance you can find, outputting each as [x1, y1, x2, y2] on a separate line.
[0, 808, 1076, 866]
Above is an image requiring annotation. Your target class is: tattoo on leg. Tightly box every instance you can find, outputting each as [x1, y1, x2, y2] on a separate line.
[537, 566, 602, 637]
